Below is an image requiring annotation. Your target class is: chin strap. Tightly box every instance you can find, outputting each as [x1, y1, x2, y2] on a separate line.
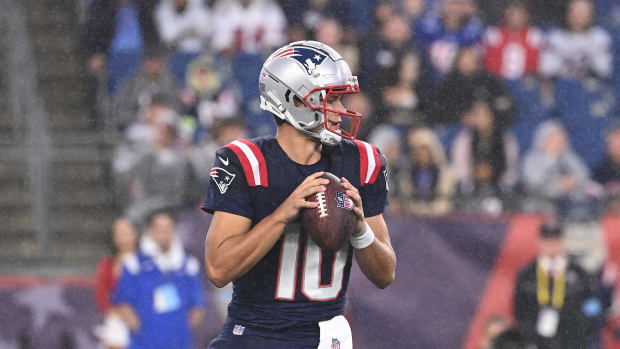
[319, 128, 342, 146]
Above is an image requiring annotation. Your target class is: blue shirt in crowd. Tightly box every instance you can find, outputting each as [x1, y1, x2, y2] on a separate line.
[110, 1, 144, 53]
[112, 250, 205, 349]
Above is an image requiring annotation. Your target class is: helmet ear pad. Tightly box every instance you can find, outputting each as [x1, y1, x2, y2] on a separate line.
[284, 90, 324, 131]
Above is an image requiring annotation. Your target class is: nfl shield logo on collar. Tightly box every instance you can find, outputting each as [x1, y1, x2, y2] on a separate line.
[232, 324, 245, 336]
[210, 167, 236, 194]
[331, 338, 340, 349]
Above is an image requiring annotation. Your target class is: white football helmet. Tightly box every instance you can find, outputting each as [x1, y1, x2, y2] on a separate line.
[258, 41, 362, 146]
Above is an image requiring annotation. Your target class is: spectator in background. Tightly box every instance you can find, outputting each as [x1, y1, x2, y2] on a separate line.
[94, 218, 138, 349]
[178, 55, 240, 135]
[190, 117, 248, 184]
[210, 0, 287, 135]
[395, 127, 454, 216]
[451, 100, 519, 209]
[155, 0, 211, 84]
[593, 124, 620, 214]
[522, 121, 597, 216]
[83, 0, 160, 94]
[379, 53, 432, 127]
[112, 210, 205, 349]
[433, 46, 514, 126]
[360, 15, 416, 107]
[314, 17, 359, 74]
[368, 125, 402, 198]
[118, 95, 177, 152]
[345, 91, 375, 139]
[483, 0, 542, 80]
[513, 222, 594, 349]
[114, 111, 198, 224]
[415, 0, 483, 84]
[280, 0, 353, 42]
[402, 0, 427, 23]
[96, 218, 139, 315]
[113, 50, 180, 131]
[540, 0, 613, 80]
[210, 0, 287, 56]
[369, 0, 396, 32]
[593, 124, 620, 186]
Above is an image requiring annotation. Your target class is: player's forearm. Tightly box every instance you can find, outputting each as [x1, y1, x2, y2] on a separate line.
[353, 215, 396, 289]
[206, 213, 287, 287]
[354, 240, 396, 289]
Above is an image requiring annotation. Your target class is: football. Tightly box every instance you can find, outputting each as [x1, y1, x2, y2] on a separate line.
[300, 172, 357, 251]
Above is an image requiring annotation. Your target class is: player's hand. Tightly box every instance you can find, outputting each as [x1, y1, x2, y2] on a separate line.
[341, 177, 365, 235]
[273, 172, 329, 224]
[114, 304, 140, 332]
[188, 308, 205, 328]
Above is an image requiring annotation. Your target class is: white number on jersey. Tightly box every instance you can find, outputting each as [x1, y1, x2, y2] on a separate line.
[275, 223, 349, 301]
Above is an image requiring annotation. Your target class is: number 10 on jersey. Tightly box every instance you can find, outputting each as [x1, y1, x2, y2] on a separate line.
[275, 223, 349, 301]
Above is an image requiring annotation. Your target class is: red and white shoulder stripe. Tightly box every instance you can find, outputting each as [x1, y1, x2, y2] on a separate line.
[353, 140, 382, 186]
[224, 139, 268, 187]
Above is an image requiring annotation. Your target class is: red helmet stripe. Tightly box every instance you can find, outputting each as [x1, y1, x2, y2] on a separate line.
[273, 48, 294, 58]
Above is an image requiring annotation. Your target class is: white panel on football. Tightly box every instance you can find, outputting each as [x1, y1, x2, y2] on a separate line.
[275, 225, 300, 300]
[302, 237, 348, 301]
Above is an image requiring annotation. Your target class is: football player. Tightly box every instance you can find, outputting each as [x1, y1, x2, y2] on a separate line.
[203, 41, 396, 349]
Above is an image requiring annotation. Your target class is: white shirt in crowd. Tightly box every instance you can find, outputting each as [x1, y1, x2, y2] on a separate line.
[156, 0, 211, 53]
[210, 0, 287, 54]
[540, 26, 612, 79]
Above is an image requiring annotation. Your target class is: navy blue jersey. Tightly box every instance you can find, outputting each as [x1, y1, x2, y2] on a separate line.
[202, 136, 388, 331]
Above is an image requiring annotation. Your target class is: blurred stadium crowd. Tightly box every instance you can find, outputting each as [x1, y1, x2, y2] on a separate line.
[71, 0, 620, 348]
[79, 0, 620, 223]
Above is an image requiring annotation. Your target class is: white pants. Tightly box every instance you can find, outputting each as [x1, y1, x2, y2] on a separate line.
[317, 315, 353, 349]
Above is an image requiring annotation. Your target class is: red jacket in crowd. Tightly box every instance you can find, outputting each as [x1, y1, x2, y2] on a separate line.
[483, 26, 542, 80]
[95, 256, 120, 314]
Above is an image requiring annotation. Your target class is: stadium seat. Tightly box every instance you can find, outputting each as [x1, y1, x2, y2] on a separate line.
[230, 53, 276, 137]
[503, 78, 549, 153]
[437, 125, 462, 159]
[554, 78, 615, 168]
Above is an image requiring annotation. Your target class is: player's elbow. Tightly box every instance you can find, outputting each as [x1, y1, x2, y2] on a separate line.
[207, 268, 231, 288]
[374, 271, 395, 289]
[374, 257, 396, 289]
[205, 262, 232, 288]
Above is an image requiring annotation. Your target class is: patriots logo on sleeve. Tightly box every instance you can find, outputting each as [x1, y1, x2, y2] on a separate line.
[272, 47, 327, 75]
[210, 167, 236, 194]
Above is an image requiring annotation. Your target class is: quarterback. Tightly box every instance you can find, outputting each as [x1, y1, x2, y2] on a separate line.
[203, 41, 396, 348]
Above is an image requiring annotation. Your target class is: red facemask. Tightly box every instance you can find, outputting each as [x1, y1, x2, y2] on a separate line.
[302, 84, 363, 140]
